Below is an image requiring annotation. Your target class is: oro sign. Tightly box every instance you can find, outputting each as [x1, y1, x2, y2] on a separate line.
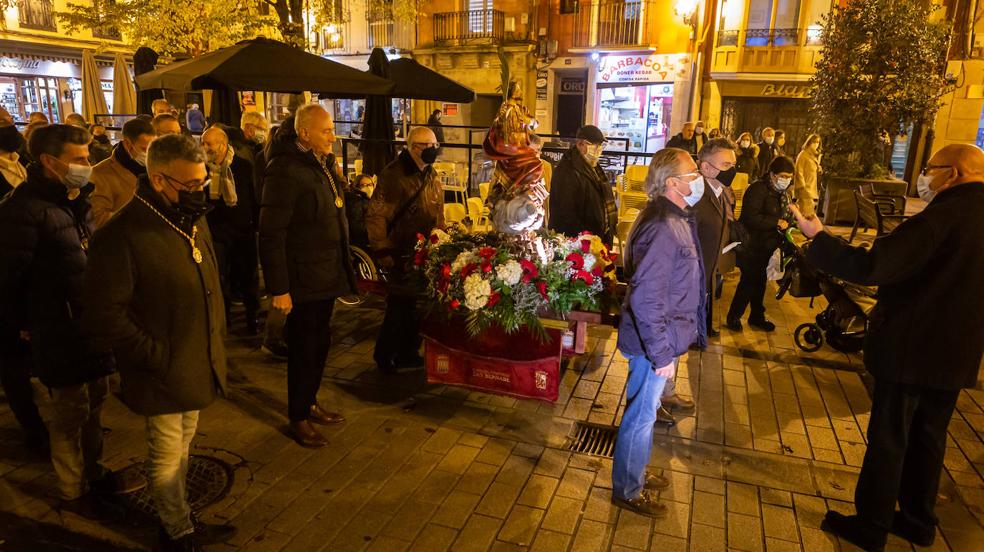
[597, 53, 692, 84]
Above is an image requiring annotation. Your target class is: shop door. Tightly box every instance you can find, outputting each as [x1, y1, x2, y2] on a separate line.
[38, 78, 60, 122]
[556, 95, 584, 139]
[721, 98, 809, 155]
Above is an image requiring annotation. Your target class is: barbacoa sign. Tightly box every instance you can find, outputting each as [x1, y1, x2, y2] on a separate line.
[597, 54, 691, 84]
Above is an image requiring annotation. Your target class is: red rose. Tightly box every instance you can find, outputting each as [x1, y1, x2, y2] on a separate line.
[430, 233, 440, 244]
[481, 261, 492, 273]
[591, 265, 603, 277]
[536, 281, 548, 299]
[580, 239, 592, 253]
[441, 263, 452, 279]
[450, 299, 461, 309]
[575, 271, 594, 285]
[478, 246, 497, 259]
[417, 232, 425, 242]
[461, 263, 477, 277]
[565, 252, 584, 270]
[520, 258, 538, 283]
[487, 291, 501, 307]
[413, 249, 428, 266]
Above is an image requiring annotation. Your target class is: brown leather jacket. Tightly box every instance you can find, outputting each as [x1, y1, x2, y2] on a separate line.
[366, 150, 444, 259]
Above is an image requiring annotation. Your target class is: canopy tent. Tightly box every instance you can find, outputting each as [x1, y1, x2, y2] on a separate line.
[81, 50, 108, 122]
[112, 52, 137, 114]
[360, 49, 396, 176]
[386, 57, 475, 103]
[135, 37, 394, 96]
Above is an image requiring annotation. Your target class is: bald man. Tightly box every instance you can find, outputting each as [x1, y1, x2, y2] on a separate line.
[366, 126, 443, 373]
[201, 126, 259, 334]
[791, 144, 984, 551]
[258, 104, 354, 448]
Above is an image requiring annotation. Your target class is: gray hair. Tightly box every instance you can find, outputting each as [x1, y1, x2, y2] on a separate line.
[147, 133, 206, 173]
[294, 103, 329, 133]
[241, 110, 268, 130]
[698, 137, 738, 164]
[644, 148, 690, 198]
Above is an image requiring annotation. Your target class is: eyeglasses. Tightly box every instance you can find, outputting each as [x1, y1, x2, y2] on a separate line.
[703, 161, 736, 172]
[160, 172, 210, 191]
[920, 164, 952, 176]
[673, 171, 701, 182]
[413, 142, 440, 149]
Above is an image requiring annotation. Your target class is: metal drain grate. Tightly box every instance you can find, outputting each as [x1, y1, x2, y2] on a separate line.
[118, 454, 234, 518]
[567, 422, 618, 458]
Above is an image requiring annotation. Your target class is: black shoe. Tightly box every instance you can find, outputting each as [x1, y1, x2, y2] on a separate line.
[748, 318, 776, 332]
[820, 511, 886, 552]
[890, 512, 935, 547]
[725, 317, 743, 331]
[158, 528, 203, 552]
[245, 317, 260, 335]
[191, 514, 237, 544]
[707, 327, 720, 338]
[262, 340, 289, 358]
[654, 406, 676, 426]
[60, 493, 124, 523]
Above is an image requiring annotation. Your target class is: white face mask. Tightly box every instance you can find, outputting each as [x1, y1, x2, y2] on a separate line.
[775, 176, 792, 191]
[764, 136, 775, 145]
[674, 175, 705, 207]
[740, 140, 751, 148]
[133, 151, 148, 167]
[51, 157, 92, 189]
[583, 143, 603, 166]
[253, 129, 268, 144]
[916, 174, 937, 202]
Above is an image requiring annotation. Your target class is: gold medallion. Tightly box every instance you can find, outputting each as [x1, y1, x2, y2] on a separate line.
[335, 196, 344, 209]
[193, 247, 203, 264]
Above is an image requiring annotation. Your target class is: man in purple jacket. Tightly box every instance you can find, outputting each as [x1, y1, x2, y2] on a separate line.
[612, 147, 707, 518]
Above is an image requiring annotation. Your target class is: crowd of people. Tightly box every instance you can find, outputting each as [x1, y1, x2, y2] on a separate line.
[0, 99, 980, 552]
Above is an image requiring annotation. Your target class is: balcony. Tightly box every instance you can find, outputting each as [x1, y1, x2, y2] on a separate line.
[712, 27, 823, 75]
[573, 0, 656, 49]
[433, 9, 504, 45]
[367, 18, 415, 50]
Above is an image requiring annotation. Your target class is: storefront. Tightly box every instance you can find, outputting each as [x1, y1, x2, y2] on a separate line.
[714, 80, 813, 152]
[0, 55, 114, 123]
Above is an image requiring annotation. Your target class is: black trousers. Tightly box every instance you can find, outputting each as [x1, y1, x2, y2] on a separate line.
[854, 380, 959, 536]
[286, 299, 335, 422]
[214, 234, 260, 320]
[728, 252, 769, 321]
[373, 294, 421, 366]
[0, 352, 45, 437]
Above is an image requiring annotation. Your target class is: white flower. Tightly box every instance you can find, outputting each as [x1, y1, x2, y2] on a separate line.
[451, 250, 478, 274]
[582, 253, 596, 271]
[430, 229, 451, 246]
[463, 273, 491, 310]
[495, 260, 522, 286]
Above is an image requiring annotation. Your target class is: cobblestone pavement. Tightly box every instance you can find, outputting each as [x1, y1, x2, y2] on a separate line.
[1, 232, 983, 551]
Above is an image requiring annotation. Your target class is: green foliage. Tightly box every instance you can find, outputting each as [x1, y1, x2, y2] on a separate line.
[809, 0, 950, 177]
[57, 0, 273, 57]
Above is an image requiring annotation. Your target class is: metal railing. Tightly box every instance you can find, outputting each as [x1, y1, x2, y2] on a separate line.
[717, 28, 820, 47]
[573, 0, 654, 48]
[433, 9, 504, 44]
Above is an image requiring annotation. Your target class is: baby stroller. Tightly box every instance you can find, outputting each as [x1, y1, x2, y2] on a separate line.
[775, 230, 877, 353]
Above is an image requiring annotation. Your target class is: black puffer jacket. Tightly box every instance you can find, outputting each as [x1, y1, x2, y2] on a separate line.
[737, 176, 788, 262]
[258, 121, 356, 303]
[0, 165, 114, 387]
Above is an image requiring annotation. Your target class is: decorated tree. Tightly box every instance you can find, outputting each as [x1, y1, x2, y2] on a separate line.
[809, 0, 950, 177]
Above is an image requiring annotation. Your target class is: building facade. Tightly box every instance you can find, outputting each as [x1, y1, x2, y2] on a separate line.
[0, 0, 130, 123]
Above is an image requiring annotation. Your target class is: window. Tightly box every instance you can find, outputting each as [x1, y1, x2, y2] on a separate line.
[468, 0, 493, 34]
[744, 0, 801, 46]
[18, 0, 57, 32]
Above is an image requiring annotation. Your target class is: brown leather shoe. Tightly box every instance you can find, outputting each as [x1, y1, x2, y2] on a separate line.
[309, 404, 345, 425]
[612, 490, 668, 518]
[661, 394, 695, 411]
[289, 420, 328, 448]
[645, 471, 670, 491]
[654, 405, 676, 426]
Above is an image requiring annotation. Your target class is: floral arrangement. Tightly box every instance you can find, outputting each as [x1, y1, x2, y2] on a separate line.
[414, 228, 617, 338]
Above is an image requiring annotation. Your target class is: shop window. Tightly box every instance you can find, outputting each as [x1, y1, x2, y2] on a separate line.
[744, 0, 801, 46]
[595, 83, 675, 153]
[18, 0, 57, 32]
[467, 0, 494, 34]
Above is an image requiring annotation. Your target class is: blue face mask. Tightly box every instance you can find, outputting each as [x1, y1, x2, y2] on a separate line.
[681, 175, 705, 207]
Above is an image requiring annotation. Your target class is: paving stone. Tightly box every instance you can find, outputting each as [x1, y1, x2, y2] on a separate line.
[728, 512, 764, 551]
[496, 454, 537, 487]
[612, 509, 653, 550]
[812, 447, 844, 465]
[452, 514, 503, 552]
[570, 518, 613, 550]
[437, 444, 483, 475]
[366, 535, 411, 552]
[456, 460, 502, 496]
[512, 443, 545, 459]
[458, 433, 491, 448]
[497, 505, 545, 545]
[533, 448, 571, 478]
[530, 529, 571, 552]
[692, 490, 726, 528]
[423, 427, 464, 454]
[413, 469, 461, 505]
[431, 490, 483, 529]
[556, 467, 595, 500]
[517, 474, 560, 509]
[765, 536, 803, 551]
[582, 486, 618, 524]
[384, 499, 442, 541]
[694, 476, 726, 495]
[476, 481, 524, 519]
[573, 380, 601, 400]
[760, 488, 793, 507]
[689, 522, 726, 552]
[728, 481, 760, 516]
[540, 496, 584, 534]
[762, 504, 800, 542]
[652, 499, 690, 538]
[476, 438, 517, 466]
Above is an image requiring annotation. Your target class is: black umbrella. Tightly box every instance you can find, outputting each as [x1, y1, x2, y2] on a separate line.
[133, 46, 160, 115]
[135, 37, 394, 96]
[208, 86, 242, 127]
[360, 49, 396, 176]
[387, 58, 475, 103]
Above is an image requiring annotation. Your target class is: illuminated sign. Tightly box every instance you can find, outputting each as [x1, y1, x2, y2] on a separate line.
[761, 84, 812, 98]
[0, 57, 41, 71]
[597, 54, 691, 84]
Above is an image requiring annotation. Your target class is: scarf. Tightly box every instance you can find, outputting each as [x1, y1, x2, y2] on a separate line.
[113, 142, 147, 177]
[207, 147, 238, 206]
[0, 151, 26, 188]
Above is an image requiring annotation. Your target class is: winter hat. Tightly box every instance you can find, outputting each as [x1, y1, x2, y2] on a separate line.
[768, 156, 795, 175]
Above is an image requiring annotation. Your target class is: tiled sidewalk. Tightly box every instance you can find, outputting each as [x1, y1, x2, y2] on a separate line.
[0, 264, 982, 551]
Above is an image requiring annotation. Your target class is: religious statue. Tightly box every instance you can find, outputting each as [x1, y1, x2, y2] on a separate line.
[482, 81, 549, 238]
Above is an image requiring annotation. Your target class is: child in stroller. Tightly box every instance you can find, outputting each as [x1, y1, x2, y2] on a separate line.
[775, 229, 877, 353]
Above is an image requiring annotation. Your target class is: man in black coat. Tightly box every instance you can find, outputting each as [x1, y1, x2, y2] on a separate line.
[665, 122, 702, 158]
[259, 104, 355, 448]
[202, 126, 260, 334]
[0, 124, 119, 519]
[549, 125, 617, 246]
[756, 127, 778, 179]
[83, 134, 236, 550]
[791, 144, 984, 552]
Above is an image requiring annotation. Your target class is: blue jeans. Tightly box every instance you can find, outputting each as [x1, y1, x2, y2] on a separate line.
[146, 411, 199, 539]
[612, 354, 669, 500]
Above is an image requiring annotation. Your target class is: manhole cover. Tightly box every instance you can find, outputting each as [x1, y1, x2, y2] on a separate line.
[568, 422, 618, 458]
[118, 454, 234, 518]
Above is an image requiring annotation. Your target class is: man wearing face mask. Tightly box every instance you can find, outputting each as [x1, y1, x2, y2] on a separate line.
[202, 126, 260, 334]
[0, 124, 121, 520]
[756, 127, 778, 178]
[259, 104, 354, 448]
[366, 127, 444, 374]
[87, 124, 113, 164]
[83, 133, 237, 550]
[549, 125, 617, 246]
[240, 111, 270, 204]
[726, 156, 794, 332]
[788, 144, 984, 552]
[89, 117, 156, 229]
